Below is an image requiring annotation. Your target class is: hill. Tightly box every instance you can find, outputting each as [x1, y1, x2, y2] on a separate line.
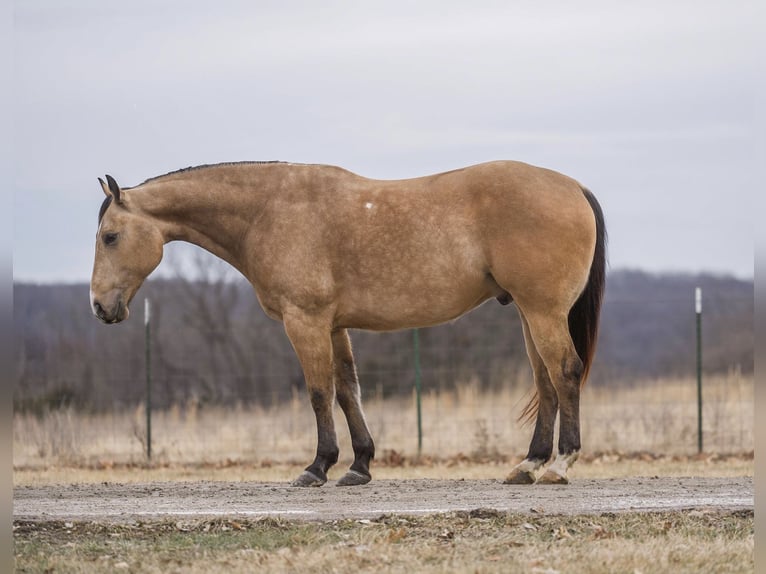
[13, 269, 752, 412]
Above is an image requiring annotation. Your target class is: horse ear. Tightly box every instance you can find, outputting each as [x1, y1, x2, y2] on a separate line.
[104, 174, 123, 204]
[98, 177, 110, 198]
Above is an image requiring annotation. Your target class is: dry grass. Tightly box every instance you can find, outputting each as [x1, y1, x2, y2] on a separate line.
[14, 510, 754, 574]
[13, 454, 754, 488]
[13, 373, 753, 481]
[14, 375, 753, 572]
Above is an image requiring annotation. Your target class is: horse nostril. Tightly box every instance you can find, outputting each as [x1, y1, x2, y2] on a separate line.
[94, 301, 105, 318]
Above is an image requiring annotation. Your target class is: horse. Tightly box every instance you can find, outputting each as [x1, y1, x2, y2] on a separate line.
[90, 160, 606, 487]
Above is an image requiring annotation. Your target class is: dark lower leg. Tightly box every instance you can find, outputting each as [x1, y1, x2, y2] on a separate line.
[538, 356, 583, 484]
[304, 389, 340, 481]
[337, 399, 375, 477]
[505, 389, 556, 484]
[557, 384, 581, 456]
[525, 387, 558, 463]
[332, 330, 375, 482]
[336, 367, 375, 476]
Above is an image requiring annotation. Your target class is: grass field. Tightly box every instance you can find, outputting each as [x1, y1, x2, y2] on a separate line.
[13, 373, 753, 472]
[14, 511, 754, 574]
[14, 374, 754, 573]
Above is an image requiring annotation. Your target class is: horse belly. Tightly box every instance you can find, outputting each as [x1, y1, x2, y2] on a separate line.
[336, 265, 498, 331]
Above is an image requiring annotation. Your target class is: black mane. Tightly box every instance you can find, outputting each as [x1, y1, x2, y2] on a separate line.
[139, 161, 285, 185]
[98, 161, 287, 222]
[98, 195, 112, 224]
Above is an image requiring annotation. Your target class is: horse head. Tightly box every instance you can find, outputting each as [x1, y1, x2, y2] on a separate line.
[90, 175, 164, 324]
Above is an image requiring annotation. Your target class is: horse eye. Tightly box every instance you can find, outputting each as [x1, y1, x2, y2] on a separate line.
[103, 232, 119, 246]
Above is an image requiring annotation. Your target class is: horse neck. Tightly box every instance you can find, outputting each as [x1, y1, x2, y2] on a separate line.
[133, 177, 263, 273]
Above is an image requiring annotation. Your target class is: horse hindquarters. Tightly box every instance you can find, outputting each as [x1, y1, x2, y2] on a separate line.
[504, 186, 606, 484]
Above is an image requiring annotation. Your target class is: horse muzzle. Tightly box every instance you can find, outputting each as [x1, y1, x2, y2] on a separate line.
[91, 290, 129, 324]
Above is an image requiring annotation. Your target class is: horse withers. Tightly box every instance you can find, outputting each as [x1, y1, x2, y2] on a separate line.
[90, 160, 606, 486]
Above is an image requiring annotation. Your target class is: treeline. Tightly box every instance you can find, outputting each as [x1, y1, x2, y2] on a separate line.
[13, 269, 752, 413]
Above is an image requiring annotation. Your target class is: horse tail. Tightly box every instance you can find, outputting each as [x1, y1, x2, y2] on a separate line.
[520, 186, 606, 423]
[569, 186, 607, 386]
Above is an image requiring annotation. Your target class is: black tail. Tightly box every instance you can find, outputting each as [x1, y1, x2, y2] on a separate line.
[520, 186, 606, 423]
[568, 186, 607, 385]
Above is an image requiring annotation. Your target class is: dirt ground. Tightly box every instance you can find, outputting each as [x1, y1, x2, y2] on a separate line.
[14, 473, 754, 573]
[14, 476, 753, 523]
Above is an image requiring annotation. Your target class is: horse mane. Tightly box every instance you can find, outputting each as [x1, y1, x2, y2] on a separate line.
[98, 161, 289, 221]
[139, 161, 286, 185]
[98, 195, 112, 223]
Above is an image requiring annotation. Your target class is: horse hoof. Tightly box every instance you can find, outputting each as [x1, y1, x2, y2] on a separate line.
[290, 470, 326, 487]
[336, 470, 371, 486]
[537, 470, 569, 485]
[503, 469, 536, 485]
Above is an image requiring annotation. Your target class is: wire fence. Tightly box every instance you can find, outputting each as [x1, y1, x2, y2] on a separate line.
[13, 274, 754, 467]
[12, 371, 754, 469]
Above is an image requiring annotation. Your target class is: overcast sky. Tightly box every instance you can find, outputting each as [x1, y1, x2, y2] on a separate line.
[12, 1, 762, 283]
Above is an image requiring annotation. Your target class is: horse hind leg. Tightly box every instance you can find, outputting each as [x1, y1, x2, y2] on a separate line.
[332, 329, 375, 486]
[521, 309, 584, 485]
[504, 312, 558, 485]
[283, 311, 339, 487]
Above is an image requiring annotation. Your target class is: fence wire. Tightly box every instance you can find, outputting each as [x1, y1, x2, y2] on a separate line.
[13, 275, 753, 466]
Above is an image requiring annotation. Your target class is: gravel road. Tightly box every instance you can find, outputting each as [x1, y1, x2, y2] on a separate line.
[14, 476, 753, 523]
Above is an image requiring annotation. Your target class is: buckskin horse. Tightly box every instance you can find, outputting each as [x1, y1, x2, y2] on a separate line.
[90, 160, 606, 486]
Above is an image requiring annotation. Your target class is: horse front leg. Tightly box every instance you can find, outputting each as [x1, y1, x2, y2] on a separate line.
[283, 311, 338, 487]
[332, 329, 375, 486]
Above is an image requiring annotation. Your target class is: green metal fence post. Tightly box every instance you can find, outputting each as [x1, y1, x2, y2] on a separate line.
[414, 328, 423, 455]
[695, 287, 702, 454]
[145, 298, 152, 461]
